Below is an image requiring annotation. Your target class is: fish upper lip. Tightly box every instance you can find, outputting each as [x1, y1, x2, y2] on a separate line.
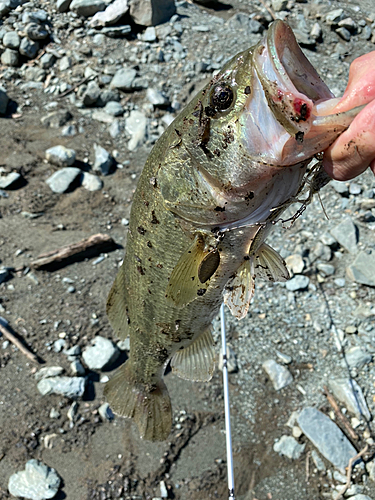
[253, 20, 335, 135]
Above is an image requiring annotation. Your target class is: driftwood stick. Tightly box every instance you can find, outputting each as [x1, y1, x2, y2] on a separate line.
[323, 385, 359, 441]
[30, 233, 117, 271]
[0, 319, 40, 364]
[334, 444, 369, 500]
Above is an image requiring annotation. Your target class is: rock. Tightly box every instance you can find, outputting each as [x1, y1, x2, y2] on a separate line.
[344, 346, 372, 370]
[40, 53, 56, 69]
[276, 351, 292, 364]
[8, 459, 61, 500]
[347, 251, 375, 287]
[219, 345, 238, 373]
[271, 0, 287, 11]
[140, 26, 157, 42]
[98, 402, 114, 421]
[316, 262, 335, 277]
[92, 110, 115, 123]
[0, 87, 9, 115]
[125, 110, 148, 151]
[349, 182, 362, 195]
[330, 218, 358, 254]
[0, 171, 21, 189]
[347, 496, 372, 500]
[331, 180, 349, 195]
[117, 338, 130, 350]
[320, 232, 337, 247]
[97, 89, 120, 106]
[262, 359, 293, 390]
[61, 125, 77, 136]
[311, 450, 326, 471]
[49, 408, 60, 419]
[1, 48, 19, 66]
[325, 8, 344, 25]
[59, 55, 72, 71]
[297, 407, 358, 471]
[336, 27, 351, 41]
[35, 366, 64, 381]
[110, 67, 137, 91]
[0, 268, 10, 284]
[25, 22, 48, 40]
[146, 87, 169, 106]
[93, 144, 114, 175]
[310, 22, 322, 40]
[41, 110, 72, 128]
[45, 145, 76, 167]
[70, 359, 85, 376]
[82, 336, 120, 370]
[104, 101, 124, 116]
[109, 120, 122, 138]
[81, 172, 103, 191]
[366, 459, 375, 481]
[89, 0, 128, 26]
[70, 0, 106, 17]
[46, 167, 81, 193]
[285, 275, 309, 291]
[83, 80, 100, 106]
[3, 30, 20, 49]
[19, 38, 39, 59]
[37, 376, 86, 398]
[129, 0, 176, 26]
[285, 254, 304, 274]
[53, 339, 66, 353]
[57, 0, 72, 12]
[99, 25, 131, 37]
[329, 379, 371, 420]
[273, 435, 305, 459]
[64, 345, 81, 359]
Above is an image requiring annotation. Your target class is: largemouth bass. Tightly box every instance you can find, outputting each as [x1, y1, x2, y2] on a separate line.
[105, 20, 364, 441]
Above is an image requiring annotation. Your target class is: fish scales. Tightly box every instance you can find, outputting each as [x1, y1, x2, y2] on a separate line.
[104, 20, 366, 441]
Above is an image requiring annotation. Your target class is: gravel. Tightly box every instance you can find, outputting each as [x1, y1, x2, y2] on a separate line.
[273, 435, 305, 459]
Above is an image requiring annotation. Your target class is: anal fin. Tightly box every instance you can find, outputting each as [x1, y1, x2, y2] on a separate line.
[104, 361, 172, 442]
[171, 327, 216, 382]
[223, 259, 255, 320]
[254, 243, 290, 282]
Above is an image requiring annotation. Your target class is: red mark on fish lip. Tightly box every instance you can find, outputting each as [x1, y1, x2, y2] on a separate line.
[293, 98, 310, 121]
[276, 89, 284, 101]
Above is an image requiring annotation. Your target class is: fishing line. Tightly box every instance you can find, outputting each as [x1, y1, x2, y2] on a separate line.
[220, 303, 236, 500]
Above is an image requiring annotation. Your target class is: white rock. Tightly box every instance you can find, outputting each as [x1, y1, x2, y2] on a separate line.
[8, 459, 61, 500]
[82, 336, 120, 370]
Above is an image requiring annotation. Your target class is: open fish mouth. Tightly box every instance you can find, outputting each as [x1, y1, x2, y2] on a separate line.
[244, 20, 361, 165]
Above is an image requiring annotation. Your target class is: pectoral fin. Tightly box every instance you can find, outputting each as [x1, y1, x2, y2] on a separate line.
[254, 243, 290, 282]
[166, 235, 220, 307]
[171, 327, 216, 382]
[224, 258, 255, 320]
[106, 266, 130, 340]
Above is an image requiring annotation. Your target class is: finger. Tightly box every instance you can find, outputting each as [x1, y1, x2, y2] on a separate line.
[323, 98, 375, 181]
[331, 51, 375, 113]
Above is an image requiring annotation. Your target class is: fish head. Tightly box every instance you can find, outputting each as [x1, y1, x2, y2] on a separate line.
[159, 20, 363, 227]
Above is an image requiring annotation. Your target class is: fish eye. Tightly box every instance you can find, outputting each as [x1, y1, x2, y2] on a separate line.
[210, 83, 234, 111]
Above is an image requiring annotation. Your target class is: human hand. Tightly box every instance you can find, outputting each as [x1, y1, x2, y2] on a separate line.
[323, 51, 375, 181]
